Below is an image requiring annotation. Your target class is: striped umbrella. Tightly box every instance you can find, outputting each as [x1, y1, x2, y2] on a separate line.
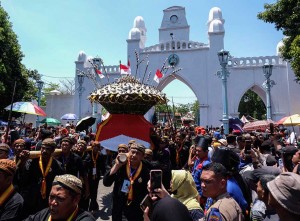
[4, 102, 46, 116]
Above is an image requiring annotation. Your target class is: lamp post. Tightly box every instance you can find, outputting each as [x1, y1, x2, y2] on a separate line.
[77, 72, 85, 120]
[36, 80, 44, 128]
[262, 64, 275, 120]
[217, 49, 230, 135]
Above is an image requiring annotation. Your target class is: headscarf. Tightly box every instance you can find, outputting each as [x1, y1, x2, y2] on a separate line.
[171, 170, 202, 211]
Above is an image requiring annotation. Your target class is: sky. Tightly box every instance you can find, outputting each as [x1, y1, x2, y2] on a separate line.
[1, 0, 282, 106]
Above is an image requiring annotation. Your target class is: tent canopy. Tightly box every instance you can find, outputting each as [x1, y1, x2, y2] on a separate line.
[96, 114, 153, 151]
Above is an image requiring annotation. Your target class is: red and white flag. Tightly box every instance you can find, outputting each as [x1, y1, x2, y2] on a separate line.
[120, 60, 131, 75]
[95, 69, 105, 78]
[154, 69, 163, 83]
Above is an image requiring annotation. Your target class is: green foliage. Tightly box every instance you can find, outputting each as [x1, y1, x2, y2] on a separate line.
[155, 100, 199, 124]
[40, 82, 60, 106]
[155, 103, 171, 113]
[238, 90, 266, 120]
[0, 5, 42, 119]
[258, 0, 300, 81]
[176, 104, 190, 114]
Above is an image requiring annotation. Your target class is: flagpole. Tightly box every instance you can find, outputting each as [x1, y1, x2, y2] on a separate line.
[119, 60, 122, 77]
[135, 51, 139, 79]
[99, 58, 110, 83]
[5, 79, 17, 144]
[142, 61, 149, 83]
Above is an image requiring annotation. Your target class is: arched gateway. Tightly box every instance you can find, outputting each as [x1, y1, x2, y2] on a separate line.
[74, 6, 300, 127]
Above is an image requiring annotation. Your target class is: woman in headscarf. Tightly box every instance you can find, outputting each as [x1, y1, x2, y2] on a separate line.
[171, 170, 204, 221]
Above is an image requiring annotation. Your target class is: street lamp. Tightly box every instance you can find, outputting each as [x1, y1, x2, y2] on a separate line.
[217, 49, 230, 135]
[77, 72, 85, 120]
[36, 80, 44, 128]
[262, 63, 275, 120]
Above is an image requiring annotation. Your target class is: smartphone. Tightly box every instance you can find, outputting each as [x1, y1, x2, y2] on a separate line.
[150, 169, 162, 192]
[140, 194, 153, 217]
[245, 140, 252, 154]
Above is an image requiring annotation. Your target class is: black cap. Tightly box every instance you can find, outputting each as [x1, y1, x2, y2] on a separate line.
[266, 155, 277, 166]
[194, 136, 211, 151]
[226, 134, 237, 143]
[280, 146, 297, 154]
[211, 147, 240, 172]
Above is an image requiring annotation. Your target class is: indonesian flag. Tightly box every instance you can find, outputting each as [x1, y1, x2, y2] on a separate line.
[95, 68, 105, 78]
[154, 69, 163, 83]
[120, 60, 131, 75]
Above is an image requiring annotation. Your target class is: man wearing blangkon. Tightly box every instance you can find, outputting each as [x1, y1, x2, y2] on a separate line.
[24, 174, 95, 221]
[103, 143, 150, 221]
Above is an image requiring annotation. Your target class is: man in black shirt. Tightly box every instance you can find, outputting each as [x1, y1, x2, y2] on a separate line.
[57, 137, 90, 207]
[75, 140, 91, 210]
[25, 138, 64, 214]
[0, 159, 24, 221]
[103, 143, 150, 221]
[24, 174, 95, 221]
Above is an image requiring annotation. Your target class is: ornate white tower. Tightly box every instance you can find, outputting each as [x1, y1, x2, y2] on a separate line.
[159, 6, 190, 43]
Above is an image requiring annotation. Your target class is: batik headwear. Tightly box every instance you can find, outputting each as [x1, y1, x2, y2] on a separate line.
[267, 172, 300, 215]
[61, 137, 75, 145]
[128, 140, 136, 145]
[13, 139, 25, 146]
[0, 143, 10, 153]
[0, 159, 16, 175]
[145, 148, 153, 156]
[42, 138, 56, 148]
[53, 174, 82, 194]
[118, 144, 128, 151]
[77, 140, 87, 146]
[131, 143, 145, 154]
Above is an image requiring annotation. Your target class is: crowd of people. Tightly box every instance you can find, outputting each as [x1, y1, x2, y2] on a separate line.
[0, 122, 299, 221]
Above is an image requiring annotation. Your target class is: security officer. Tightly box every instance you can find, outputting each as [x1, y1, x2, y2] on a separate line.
[200, 162, 244, 221]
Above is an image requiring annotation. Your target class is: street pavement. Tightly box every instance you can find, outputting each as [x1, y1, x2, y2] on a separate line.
[94, 179, 113, 221]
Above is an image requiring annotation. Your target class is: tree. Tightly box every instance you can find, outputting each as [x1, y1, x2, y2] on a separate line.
[0, 5, 42, 119]
[238, 90, 266, 120]
[258, 1, 300, 81]
[190, 100, 200, 125]
[40, 82, 61, 106]
[176, 104, 190, 114]
[155, 103, 171, 113]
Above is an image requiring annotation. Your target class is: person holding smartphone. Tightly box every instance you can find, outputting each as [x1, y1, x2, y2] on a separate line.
[103, 143, 150, 221]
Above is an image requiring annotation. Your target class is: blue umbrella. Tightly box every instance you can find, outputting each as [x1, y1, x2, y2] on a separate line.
[60, 113, 78, 120]
[0, 120, 8, 126]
